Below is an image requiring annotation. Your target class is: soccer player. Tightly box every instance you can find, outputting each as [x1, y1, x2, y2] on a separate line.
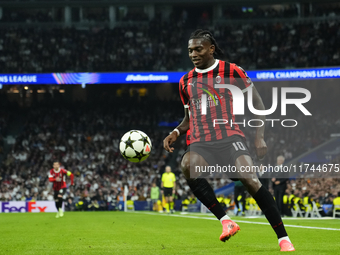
[234, 180, 246, 216]
[272, 155, 288, 216]
[161, 166, 176, 213]
[48, 161, 74, 218]
[163, 29, 295, 251]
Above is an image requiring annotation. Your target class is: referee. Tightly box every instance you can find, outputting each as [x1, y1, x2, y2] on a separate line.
[161, 166, 176, 213]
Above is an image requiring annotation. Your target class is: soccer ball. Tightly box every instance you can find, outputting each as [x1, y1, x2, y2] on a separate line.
[119, 130, 152, 163]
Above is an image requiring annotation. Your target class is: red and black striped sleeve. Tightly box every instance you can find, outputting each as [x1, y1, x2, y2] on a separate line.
[179, 75, 189, 106]
[48, 170, 55, 182]
[233, 64, 254, 93]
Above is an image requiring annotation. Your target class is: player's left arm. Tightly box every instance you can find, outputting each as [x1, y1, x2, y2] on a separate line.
[234, 65, 267, 160]
[251, 86, 267, 160]
[65, 170, 74, 186]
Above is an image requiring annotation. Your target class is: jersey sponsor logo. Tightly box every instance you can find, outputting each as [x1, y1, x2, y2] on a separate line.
[192, 94, 223, 111]
[192, 81, 223, 108]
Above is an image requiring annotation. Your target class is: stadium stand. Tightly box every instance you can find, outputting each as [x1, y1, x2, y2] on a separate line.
[0, 21, 340, 72]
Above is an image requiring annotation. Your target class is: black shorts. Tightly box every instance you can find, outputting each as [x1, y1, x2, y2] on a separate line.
[163, 187, 173, 197]
[183, 135, 251, 168]
[54, 188, 66, 200]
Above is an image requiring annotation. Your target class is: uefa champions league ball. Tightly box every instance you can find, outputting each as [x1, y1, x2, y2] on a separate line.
[119, 130, 152, 163]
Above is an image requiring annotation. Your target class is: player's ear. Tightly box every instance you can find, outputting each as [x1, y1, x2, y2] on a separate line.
[210, 44, 215, 55]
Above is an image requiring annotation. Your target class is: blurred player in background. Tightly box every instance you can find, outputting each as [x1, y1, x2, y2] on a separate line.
[234, 180, 246, 216]
[161, 166, 176, 213]
[272, 155, 288, 216]
[49, 161, 74, 218]
[163, 29, 295, 251]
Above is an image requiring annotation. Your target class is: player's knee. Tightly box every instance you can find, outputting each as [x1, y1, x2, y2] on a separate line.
[180, 154, 191, 179]
[239, 177, 262, 196]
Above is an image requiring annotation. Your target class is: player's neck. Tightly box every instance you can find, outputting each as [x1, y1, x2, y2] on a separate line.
[203, 58, 216, 69]
[195, 59, 218, 73]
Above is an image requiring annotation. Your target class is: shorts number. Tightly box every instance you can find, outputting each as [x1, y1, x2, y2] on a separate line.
[232, 142, 245, 151]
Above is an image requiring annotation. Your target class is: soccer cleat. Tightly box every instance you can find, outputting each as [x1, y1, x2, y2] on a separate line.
[279, 240, 295, 252]
[219, 220, 240, 242]
[59, 208, 64, 217]
[55, 212, 60, 218]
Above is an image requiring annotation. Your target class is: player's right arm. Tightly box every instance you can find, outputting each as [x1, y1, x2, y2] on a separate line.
[164, 76, 190, 153]
[163, 107, 189, 153]
[48, 170, 56, 182]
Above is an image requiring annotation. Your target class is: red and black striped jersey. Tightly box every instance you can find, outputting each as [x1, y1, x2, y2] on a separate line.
[179, 60, 253, 144]
[186, 129, 191, 146]
[49, 168, 68, 191]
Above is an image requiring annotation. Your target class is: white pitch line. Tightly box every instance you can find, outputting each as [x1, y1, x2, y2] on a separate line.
[135, 212, 340, 231]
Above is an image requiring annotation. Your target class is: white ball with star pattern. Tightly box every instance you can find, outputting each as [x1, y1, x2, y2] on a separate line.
[119, 130, 152, 163]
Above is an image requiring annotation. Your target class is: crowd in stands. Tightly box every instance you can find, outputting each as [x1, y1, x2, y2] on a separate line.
[1, 20, 340, 72]
[0, 10, 56, 23]
[0, 99, 11, 156]
[222, 4, 340, 20]
[309, 4, 340, 17]
[282, 178, 340, 217]
[215, 178, 340, 217]
[222, 5, 299, 20]
[213, 21, 340, 70]
[0, 23, 184, 73]
[0, 97, 191, 208]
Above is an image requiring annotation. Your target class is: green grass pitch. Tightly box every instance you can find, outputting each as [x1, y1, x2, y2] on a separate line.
[1, 211, 340, 255]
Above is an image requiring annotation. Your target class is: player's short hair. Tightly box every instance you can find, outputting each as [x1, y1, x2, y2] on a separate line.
[189, 29, 224, 58]
[53, 161, 60, 164]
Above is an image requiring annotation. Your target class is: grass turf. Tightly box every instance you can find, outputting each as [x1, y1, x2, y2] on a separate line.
[0, 211, 340, 255]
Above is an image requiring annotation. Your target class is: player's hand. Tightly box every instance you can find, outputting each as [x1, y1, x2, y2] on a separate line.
[163, 132, 178, 153]
[161, 190, 164, 194]
[254, 138, 267, 160]
[172, 189, 175, 194]
[55, 177, 61, 182]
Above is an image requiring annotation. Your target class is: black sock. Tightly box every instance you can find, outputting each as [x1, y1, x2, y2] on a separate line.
[253, 186, 287, 239]
[187, 178, 226, 220]
[58, 200, 63, 210]
[242, 198, 246, 213]
[55, 200, 60, 210]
